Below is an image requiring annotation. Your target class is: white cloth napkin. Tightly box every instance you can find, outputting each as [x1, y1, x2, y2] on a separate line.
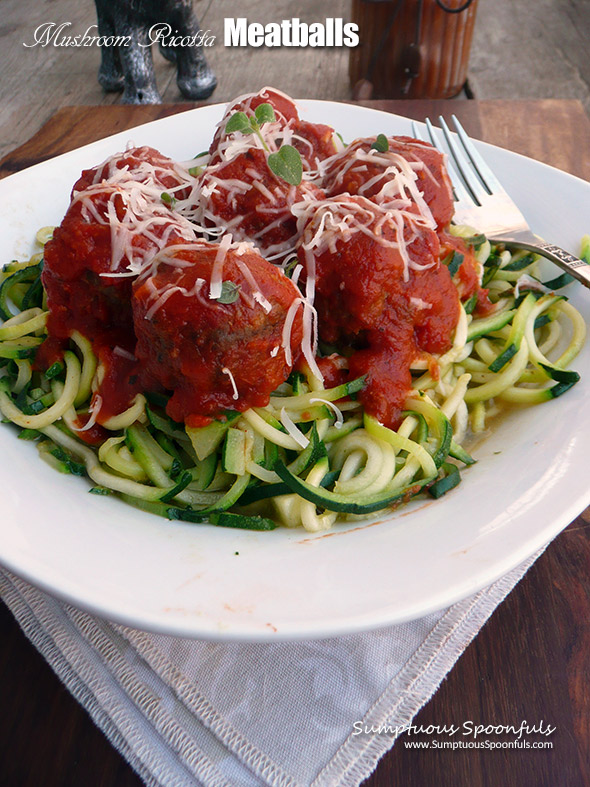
[0, 551, 542, 787]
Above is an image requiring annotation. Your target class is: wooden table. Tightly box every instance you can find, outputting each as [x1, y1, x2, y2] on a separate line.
[1, 99, 590, 787]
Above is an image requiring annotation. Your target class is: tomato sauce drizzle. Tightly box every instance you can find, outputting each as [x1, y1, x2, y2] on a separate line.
[299, 196, 460, 428]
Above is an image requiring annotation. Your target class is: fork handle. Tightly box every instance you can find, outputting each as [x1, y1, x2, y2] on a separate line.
[489, 230, 590, 290]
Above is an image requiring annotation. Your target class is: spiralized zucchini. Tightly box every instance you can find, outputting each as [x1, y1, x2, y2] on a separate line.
[0, 228, 587, 532]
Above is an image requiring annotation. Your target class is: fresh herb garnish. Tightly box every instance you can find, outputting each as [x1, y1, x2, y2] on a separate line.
[253, 103, 276, 125]
[267, 144, 303, 186]
[215, 281, 241, 304]
[225, 111, 252, 136]
[161, 192, 177, 208]
[370, 134, 389, 153]
[224, 103, 302, 186]
[225, 103, 277, 151]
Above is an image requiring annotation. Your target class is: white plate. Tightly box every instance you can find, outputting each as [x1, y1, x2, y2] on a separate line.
[1, 101, 589, 641]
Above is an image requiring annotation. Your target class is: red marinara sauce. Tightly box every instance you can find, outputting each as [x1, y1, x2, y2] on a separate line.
[299, 195, 460, 428]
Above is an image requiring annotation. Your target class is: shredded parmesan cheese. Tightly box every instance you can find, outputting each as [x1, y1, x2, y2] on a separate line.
[74, 394, 102, 432]
[280, 407, 310, 448]
[210, 234, 233, 300]
[310, 397, 344, 429]
[222, 367, 240, 400]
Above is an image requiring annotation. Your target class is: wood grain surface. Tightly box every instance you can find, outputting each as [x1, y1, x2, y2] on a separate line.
[1, 99, 590, 787]
[349, 0, 479, 99]
[0, 0, 351, 161]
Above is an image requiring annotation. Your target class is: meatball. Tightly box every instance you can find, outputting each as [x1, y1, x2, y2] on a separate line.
[209, 87, 337, 172]
[201, 87, 337, 261]
[322, 136, 454, 230]
[200, 147, 323, 260]
[42, 147, 196, 350]
[132, 240, 304, 425]
[297, 195, 459, 427]
[73, 145, 192, 200]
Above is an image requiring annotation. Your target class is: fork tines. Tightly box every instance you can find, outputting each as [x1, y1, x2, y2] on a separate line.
[412, 115, 507, 209]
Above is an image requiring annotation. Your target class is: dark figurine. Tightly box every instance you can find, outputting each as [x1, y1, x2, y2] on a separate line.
[94, 0, 217, 104]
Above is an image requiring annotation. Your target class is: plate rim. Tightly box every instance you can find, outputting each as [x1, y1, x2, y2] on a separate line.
[0, 99, 589, 641]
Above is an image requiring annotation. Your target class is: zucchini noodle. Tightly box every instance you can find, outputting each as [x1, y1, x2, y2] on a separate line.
[0, 223, 587, 532]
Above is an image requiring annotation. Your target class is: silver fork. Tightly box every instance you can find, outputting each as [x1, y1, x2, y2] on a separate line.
[411, 115, 590, 290]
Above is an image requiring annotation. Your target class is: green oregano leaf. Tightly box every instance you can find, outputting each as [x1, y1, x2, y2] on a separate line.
[267, 145, 303, 186]
[161, 192, 177, 208]
[225, 111, 251, 135]
[254, 103, 276, 125]
[370, 134, 389, 153]
[215, 281, 241, 304]
[225, 109, 270, 151]
[284, 256, 300, 277]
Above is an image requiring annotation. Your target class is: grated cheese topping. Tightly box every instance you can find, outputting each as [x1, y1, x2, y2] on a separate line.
[70, 153, 201, 279]
[294, 194, 437, 283]
[222, 367, 240, 400]
[320, 136, 442, 227]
